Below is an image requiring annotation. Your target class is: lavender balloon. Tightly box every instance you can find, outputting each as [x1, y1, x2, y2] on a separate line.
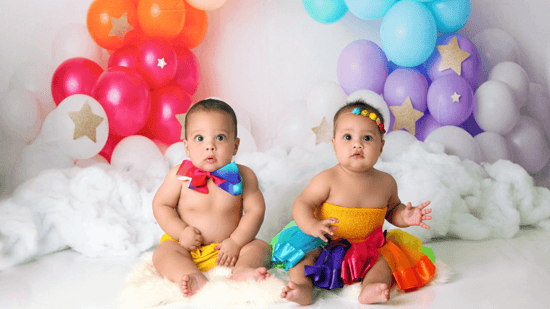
[384, 67, 429, 113]
[458, 111, 483, 137]
[427, 74, 474, 126]
[415, 113, 442, 141]
[337, 40, 389, 95]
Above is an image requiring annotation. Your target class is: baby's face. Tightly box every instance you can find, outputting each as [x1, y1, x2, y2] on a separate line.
[332, 113, 384, 173]
[183, 110, 239, 172]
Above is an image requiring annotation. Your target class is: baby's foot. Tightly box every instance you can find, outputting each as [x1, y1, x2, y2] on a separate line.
[230, 266, 271, 282]
[180, 273, 208, 297]
[358, 282, 390, 304]
[280, 281, 313, 306]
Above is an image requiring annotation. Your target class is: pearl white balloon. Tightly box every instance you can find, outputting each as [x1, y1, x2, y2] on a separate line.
[0, 88, 42, 143]
[425, 126, 483, 163]
[237, 124, 257, 155]
[346, 90, 392, 131]
[52, 23, 103, 67]
[274, 101, 315, 151]
[111, 135, 164, 174]
[306, 80, 346, 123]
[75, 155, 109, 167]
[380, 130, 418, 162]
[187, 0, 228, 11]
[474, 132, 513, 164]
[488, 61, 530, 108]
[504, 116, 550, 174]
[164, 141, 188, 169]
[474, 80, 519, 135]
[472, 28, 521, 70]
[524, 82, 550, 138]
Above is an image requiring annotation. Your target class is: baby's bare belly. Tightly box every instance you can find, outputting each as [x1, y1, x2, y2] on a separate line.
[181, 211, 241, 244]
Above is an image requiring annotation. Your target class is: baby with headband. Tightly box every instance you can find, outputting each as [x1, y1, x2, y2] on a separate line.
[272, 99, 435, 305]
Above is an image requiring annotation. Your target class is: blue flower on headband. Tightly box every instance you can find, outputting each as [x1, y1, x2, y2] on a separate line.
[352, 108, 361, 115]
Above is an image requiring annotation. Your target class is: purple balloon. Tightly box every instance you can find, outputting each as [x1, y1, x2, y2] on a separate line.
[415, 113, 442, 141]
[427, 74, 474, 126]
[459, 110, 484, 137]
[337, 40, 389, 95]
[384, 67, 429, 113]
[422, 33, 481, 91]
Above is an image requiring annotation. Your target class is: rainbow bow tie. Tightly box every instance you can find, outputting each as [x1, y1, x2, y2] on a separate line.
[176, 160, 243, 195]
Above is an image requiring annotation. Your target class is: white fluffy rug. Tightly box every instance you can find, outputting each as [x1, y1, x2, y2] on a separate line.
[120, 254, 452, 308]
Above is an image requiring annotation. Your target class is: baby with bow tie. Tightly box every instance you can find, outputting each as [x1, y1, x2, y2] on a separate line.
[152, 99, 271, 297]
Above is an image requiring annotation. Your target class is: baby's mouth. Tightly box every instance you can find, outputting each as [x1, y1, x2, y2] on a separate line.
[352, 152, 363, 158]
[205, 155, 216, 163]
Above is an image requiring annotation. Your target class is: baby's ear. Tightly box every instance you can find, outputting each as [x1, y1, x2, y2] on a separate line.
[233, 137, 240, 155]
[183, 138, 191, 157]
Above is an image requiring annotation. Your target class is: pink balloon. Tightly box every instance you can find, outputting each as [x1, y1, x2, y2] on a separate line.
[135, 39, 177, 89]
[108, 44, 137, 69]
[92, 67, 151, 137]
[146, 83, 193, 145]
[173, 47, 200, 95]
[51, 57, 104, 105]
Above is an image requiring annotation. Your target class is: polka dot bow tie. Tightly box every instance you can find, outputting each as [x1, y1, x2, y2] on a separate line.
[176, 159, 243, 195]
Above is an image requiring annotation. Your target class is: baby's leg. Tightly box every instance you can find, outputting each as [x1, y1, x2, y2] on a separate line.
[358, 255, 392, 304]
[280, 247, 322, 306]
[230, 239, 272, 282]
[152, 240, 207, 297]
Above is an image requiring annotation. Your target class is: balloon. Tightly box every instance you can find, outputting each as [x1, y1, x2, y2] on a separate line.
[306, 80, 347, 124]
[86, 0, 141, 50]
[108, 44, 137, 69]
[472, 28, 521, 70]
[171, 1, 208, 49]
[380, 130, 418, 162]
[92, 66, 151, 137]
[337, 40, 389, 95]
[427, 0, 471, 33]
[474, 132, 512, 164]
[186, 0, 228, 11]
[52, 94, 109, 159]
[344, 0, 397, 20]
[347, 90, 393, 133]
[274, 101, 316, 151]
[424, 125, 482, 163]
[51, 57, 104, 105]
[427, 74, 474, 126]
[488, 61, 529, 108]
[474, 80, 519, 135]
[415, 113, 442, 141]
[164, 141, 188, 169]
[137, 0, 185, 39]
[302, 0, 348, 24]
[423, 33, 481, 91]
[458, 111, 483, 137]
[135, 38, 178, 88]
[525, 83, 550, 137]
[173, 48, 200, 95]
[53, 23, 105, 67]
[383, 67, 429, 113]
[0, 88, 42, 143]
[235, 124, 257, 155]
[146, 84, 193, 145]
[380, 0, 437, 67]
[99, 133, 123, 163]
[504, 116, 550, 174]
[110, 135, 165, 176]
[75, 155, 110, 168]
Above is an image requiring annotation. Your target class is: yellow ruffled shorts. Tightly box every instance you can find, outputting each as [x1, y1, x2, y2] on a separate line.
[160, 233, 219, 272]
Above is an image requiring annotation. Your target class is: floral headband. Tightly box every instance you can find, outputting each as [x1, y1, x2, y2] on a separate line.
[336, 107, 386, 134]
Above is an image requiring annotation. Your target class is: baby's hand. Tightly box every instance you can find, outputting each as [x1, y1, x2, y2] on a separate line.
[308, 217, 339, 242]
[215, 238, 242, 267]
[179, 226, 204, 251]
[402, 201, 432, 229]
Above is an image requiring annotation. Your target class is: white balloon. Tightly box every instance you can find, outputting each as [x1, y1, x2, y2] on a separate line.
[346, 90, 392, 132]
[488, 61, 530, 108]
[0, 88, 42, 143]
[274, 101, 315, 151]
[474, 132, 513, 164]
[425, 126, 483, 163]
[474, 80, 519, 135]
[187, 0, 228, 11]
[75, 155, 109, 167]
[236, 124, 257, 155]
[111, 135, 165, 175]
[524, 82, 550, 138]
[164, 142, 188, 169]
[306, 80, 346, 124]
[504, 116, 550, 174]
[380, 130, 418, 162]
[52, 23, 103, 67]
[472, 28, 521, 70]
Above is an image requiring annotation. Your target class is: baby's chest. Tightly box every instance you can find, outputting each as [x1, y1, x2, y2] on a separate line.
[178, 181, 242, 213]
[330, 182, 390, 208]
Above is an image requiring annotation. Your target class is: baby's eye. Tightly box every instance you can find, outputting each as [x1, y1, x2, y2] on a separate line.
[363, 135, 373, 141]
[216, 135, 226, 141]
[344, 134, 352, 141]
[195, 135, 204, 142]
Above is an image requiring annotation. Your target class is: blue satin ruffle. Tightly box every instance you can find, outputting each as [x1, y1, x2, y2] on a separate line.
[271, 225, 326, 271]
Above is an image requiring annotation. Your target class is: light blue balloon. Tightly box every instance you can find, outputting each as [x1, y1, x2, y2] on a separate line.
[302, 0, 348, 24]
[380, 0, 437, 67]
[428, 0, 471, 33]
[344, 0, 397, 20]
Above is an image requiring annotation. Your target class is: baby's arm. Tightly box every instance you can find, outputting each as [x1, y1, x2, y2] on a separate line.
[385, 176, 432, 229]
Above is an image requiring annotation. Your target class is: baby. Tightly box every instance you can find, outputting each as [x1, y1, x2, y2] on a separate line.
[152, 99, 271, 297]
[275, 100, 434, 305]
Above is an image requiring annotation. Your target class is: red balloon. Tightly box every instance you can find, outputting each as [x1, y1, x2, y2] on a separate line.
[99, 133, 123, 162]
[51, 57, 104, 105]
[147, 83, 193, 145]
[173, 47, 200, 95]
[135, 39, 178, 89]
[108, 44, 137, 69]
[92, 66, 151, 137]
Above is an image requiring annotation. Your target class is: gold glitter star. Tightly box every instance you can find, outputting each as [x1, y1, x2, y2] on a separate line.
[312, 117, 333, 145]
[175, 113, 187, 140]
[389, 97, 424, 135]
[158, 58, 167, 69]
[437, 36, 470, 75]
[109, 12, 133, 40]
[451, 92, 461, 102]
[68, 101, 104, 143]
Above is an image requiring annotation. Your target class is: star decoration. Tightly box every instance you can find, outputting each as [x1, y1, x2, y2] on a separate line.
[451, 92, 461, 102]
[109, 12, 133, 40]
[437, 36, 470, 76]
[68, 101, 104, 143]
[389, 97, 424, 136]
[158, 58, 167, 69]
[312, 117, 333, 145]
[175, 113, 187, 140]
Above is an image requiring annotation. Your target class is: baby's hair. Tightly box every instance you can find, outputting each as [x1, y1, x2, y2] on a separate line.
[185, 98, 238, 138]
[333, 99, 385, 136]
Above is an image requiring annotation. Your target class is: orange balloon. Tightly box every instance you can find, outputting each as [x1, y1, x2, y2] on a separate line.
[172, 1, 207, 49]
[87, 0, 141, 50]
[137, 0, 186, 39]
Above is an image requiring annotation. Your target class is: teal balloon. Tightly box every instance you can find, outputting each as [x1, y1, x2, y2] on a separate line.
[427, 0, 471, 33]
[380, 0, 437, 67]
[302, 0, 348, 24]
[344, 0, 397, 20]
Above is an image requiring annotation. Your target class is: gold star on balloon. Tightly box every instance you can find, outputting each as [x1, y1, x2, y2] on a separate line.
[312, 117, 333, 145]
[389, 97, 424, 136]
[109, 13, 133, 40]
[175, 113, 187, 140]
[451, 92, 461, 102]
[68, 101, 104, 143]
[158, 58, 167, 69]
[437, 36, 470, 76]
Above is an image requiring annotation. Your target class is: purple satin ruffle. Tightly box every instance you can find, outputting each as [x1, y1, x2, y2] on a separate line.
[304, 239, 350, 290]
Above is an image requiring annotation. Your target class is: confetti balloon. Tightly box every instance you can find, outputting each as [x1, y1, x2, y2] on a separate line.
[171, 1, 208, 49]
[135, 38, 178, 88]
[51, 57, 104, 105]
[173, 48, 200, 95]
[427, 74, 474, 126]
[302, 0, 348, 24]
[86, 0, 141, 50]
[137, 0, 186, 39]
